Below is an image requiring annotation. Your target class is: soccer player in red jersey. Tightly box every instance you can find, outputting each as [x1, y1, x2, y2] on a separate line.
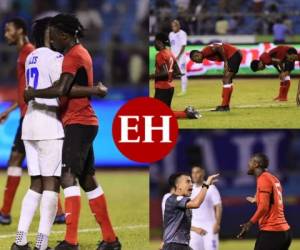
[190, 43, 242, 111]
[150, 33, 200, 119]
[0, 17, 65, 226]
[250, 46, 298, 101]
[237, 153, 292, 250]
[24, 14, 120, 250]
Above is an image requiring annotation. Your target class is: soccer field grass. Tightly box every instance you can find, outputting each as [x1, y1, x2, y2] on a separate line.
[0, 170, 149, 250]
[149, 78, 300, 128]
[150, 239, 300, 250]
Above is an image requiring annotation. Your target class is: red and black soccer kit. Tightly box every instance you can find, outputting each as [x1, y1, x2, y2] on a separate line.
[154, 48, 176, 107]
[60, 43, 98, 177]
[201, 43, 242, 73]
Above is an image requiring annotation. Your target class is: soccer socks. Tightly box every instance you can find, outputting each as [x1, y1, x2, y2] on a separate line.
[64, 186, 81, 245]
[1, 166, 22, 215]
[276, 77, 290, 101]
[86, 186, 116, 242]
[57, 194, 64, 215]
[36, 191, 58, 249]
[181, 74, 188, 93]
[173, 111, 187, 119]
[16, 189, 42, 245]
[221, 84, 233, 106]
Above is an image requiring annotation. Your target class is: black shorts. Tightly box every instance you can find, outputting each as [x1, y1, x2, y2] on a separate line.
[154, 88, 174, 107]
[12, 117, 25, 154]
[163, 243, 191, 250]
[282, 61, 295, 72]
[255, 230, 292, 250]
[228, 50, 242, 73]
[62, 124, 98, 177]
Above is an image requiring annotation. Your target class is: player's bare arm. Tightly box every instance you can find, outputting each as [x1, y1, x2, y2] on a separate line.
[237, 191, 270, 238]
[191, 226, 207, 236]
[0, 102, 18, 124]
[213, 203, 222, 234]
[186, 174, 219, 209]
[173, 60, 184, 78]
[67, 82, 108, 98]
[150, 64, 169, 81]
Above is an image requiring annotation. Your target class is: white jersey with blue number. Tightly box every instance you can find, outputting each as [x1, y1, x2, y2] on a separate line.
[22, 47, 64, 140]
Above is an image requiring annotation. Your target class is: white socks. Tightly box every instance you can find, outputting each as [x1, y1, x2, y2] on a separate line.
[181, 75, 188, 92]
[16, 189, 42, 245]
[36, 191, 58, 249]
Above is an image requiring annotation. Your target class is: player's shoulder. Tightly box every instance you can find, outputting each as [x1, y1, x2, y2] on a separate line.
[179, 29, 187, 35]
[258, 171, 273, 184]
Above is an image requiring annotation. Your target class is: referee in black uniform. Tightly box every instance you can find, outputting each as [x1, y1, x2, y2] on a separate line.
[162, 172, 219, 250]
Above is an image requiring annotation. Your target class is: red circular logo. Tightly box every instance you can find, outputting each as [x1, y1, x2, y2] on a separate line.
[112, 97, 178, 163]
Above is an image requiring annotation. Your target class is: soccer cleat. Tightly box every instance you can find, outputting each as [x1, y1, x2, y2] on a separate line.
[54, 241, 79, 250]
[10, 243, 32, 250]
[96, 238, 121, 250]
[0, 212, 12, 225]
[176, 91, 186, 97]
[184, 106, 201, 119]
[211, 105, 230, 112]
[54, 214, 65, 224]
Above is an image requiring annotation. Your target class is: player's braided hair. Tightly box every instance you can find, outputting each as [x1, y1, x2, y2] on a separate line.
[253, 153, 269, 169]
[31, 17, 52, 48]
[49, 13, 84, 38]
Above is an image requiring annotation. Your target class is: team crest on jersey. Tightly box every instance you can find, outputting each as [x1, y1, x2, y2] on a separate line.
[177, 196, 184, 201]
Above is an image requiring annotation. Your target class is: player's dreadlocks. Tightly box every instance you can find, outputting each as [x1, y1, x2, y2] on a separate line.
[31, 17, 52, 48]
[49, 13, 84, 38]
[253, 153, 269, 169]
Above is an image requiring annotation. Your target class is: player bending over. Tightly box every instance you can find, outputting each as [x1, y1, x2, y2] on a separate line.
[190, 43, 242, 112]
[250, 46, 298, 101]
[150, 33, 200, 119]
[169, 20, 188, 96]
[0, 17, 65, 226]
[162, 172, 219, 250]
[190, 166, 222, 250]
[24, 14, 120, 250]
[237, 153, 291, 250]
[11, 17, 106, 250]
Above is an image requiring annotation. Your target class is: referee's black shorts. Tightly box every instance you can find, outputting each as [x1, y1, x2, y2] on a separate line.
[163, 243, 191, 250]
[154, 87, 174, 107]
[12, 117, 25, 154]
[228, 50, 242, 74]
[62, 124, 98, 177]
[254, 230, 292, 250]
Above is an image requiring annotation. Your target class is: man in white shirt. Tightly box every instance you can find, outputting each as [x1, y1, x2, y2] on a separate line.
[169, 20, 188, 96]
[190, 166, 222, 250]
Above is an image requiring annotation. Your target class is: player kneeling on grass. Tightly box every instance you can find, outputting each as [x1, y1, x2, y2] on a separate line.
[150, 33, 200, 119]
[237, 153, 291, 250]
[11, 17, 107, 250]
[162, 172, 219, 250]
[190, 43, 242, 112]
[250, 46, 298, 102]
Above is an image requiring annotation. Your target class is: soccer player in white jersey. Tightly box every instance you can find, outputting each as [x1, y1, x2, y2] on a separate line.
[190, 166, 222, 250]
[11, 17, 105, 250]
[169, 20, 188, 96]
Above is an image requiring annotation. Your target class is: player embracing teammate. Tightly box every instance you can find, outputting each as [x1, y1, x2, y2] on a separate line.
[23, 14, 121, 250]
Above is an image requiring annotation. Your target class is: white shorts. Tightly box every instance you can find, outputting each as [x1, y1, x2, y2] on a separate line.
[190, 231, 219, 250]
[24, 139, 63, 177]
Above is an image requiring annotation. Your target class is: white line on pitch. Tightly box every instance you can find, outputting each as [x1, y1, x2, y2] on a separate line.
[0, 224, 147, 239]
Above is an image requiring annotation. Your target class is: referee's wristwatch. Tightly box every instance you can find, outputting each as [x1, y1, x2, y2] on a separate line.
[202, 182, 209, 189]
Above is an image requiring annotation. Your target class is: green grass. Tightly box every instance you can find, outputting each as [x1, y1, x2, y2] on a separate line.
[150, 239, 300, 250]
[150, 78, 300, 128]
[0, 171, 149, 250]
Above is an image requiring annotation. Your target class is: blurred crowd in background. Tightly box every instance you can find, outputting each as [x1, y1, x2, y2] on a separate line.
[150, 0, 300, 42]
[0, 0, 148, 88]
